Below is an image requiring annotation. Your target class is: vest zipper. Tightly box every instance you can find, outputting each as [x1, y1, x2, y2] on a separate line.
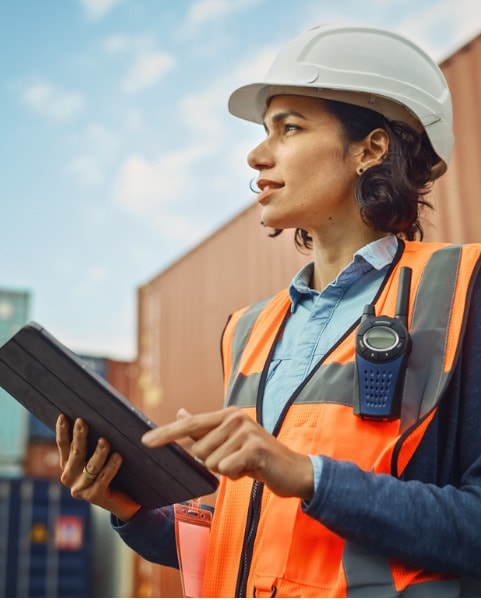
[231, 247, 406, 597]
[235, 480, 264, 597]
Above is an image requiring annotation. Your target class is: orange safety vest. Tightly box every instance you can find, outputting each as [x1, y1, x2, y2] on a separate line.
[202, 241, 481, 598]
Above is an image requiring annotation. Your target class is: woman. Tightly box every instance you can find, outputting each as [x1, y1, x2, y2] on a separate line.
[57, 24, 481, 597]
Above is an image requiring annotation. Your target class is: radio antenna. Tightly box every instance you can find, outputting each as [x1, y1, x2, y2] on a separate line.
[395, 267, 412, 327]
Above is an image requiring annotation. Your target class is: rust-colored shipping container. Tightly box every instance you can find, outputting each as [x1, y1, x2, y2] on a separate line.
[131, 32, 481, 598]
[425, 33, 481, 243]
[24, 440, 61, 479]
[136, 206, 311, 427]
[106, 359, 137, 402]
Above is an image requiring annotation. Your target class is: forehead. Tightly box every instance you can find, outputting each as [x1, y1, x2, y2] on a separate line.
[264, 94, 332, 122]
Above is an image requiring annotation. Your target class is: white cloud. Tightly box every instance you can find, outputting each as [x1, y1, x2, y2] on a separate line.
[79, 0, 122, 21]
[20, 81, 85, 122]
[102, 32, 154, 56]
[230, 45, 279, 87]
[123, 108, 146, 132]
[102, 33, 131, 54]
[66, 124, 120, 186]
[187, 0, 261, 25]
[182, 0, 262, 36]
[101, 33, 175, 94]
[180, 85, 227, 137]
[179, 44, 277, 137]
[74, 265, 109, 299]
[121, 52, 175, 94]
[396, 0, 481, 61]
[112, 143, 216, 237]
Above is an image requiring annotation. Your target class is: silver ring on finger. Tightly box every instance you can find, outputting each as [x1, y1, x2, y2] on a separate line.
[82, 465, 98, 480]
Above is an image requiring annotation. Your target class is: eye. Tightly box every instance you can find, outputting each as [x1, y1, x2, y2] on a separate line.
[284, 123, 301, 134]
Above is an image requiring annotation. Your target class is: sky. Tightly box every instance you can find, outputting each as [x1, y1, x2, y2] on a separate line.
[1, 0, 481, 360]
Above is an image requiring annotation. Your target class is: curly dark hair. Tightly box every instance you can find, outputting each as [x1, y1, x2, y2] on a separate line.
[268, 98, 440, 249]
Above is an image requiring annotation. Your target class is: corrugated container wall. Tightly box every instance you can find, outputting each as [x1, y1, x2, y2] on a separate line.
[425, 33, 481, 242]
[132, 33, 481, 598]
[136, 209, 310, 426]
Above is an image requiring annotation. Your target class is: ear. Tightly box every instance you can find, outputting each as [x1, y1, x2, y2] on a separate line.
[356, 128, 390, 171]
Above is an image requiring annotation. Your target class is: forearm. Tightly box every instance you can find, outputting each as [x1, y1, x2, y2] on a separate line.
[110, 505, 179, 569]
[304, 456, 481, 578]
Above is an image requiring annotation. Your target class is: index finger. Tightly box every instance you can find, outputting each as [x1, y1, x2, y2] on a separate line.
[141, 406, 239, 447]
[56, 414, 72, 467]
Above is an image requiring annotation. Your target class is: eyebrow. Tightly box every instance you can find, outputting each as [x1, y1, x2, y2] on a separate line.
[263, 109, 308, 130]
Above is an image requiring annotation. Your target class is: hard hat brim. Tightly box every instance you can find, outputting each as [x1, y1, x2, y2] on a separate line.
[228, 82, 448, 179]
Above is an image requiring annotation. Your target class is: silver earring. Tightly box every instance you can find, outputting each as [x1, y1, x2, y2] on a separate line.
[249, 178, 261, 193]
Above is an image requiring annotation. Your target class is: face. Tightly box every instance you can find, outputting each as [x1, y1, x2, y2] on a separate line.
[248, 95, 363, 238]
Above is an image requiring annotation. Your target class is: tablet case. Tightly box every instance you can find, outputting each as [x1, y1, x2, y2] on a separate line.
[0, 322, 218, 508]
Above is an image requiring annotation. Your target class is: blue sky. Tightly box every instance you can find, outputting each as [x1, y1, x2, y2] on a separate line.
[1, 0, 480, 359]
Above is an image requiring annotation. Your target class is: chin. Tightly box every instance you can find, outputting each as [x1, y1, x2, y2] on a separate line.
[260, 212, 292, 231]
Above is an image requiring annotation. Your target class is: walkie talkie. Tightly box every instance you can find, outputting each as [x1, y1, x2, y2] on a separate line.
[354, 266, 412, 420]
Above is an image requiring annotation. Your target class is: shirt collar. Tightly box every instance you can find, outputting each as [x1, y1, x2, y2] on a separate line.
[289, 235, 399, 310]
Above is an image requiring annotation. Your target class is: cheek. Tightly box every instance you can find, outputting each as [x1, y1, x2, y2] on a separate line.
[300, 143, 344, 176]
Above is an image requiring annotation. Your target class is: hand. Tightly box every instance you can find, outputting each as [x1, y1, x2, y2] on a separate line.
[56, 415, 141, 522]
[142, 407, 314, 500]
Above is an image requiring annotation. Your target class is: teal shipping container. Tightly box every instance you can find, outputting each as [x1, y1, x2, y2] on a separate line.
[0, 289, 31, 476]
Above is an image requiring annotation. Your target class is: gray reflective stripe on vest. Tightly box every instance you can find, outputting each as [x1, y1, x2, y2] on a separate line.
[343, 542, 397, 597]
[344, 541, 462, 597]
[401, 245, 462, 431]
[225, 297, 273, 404]
[226, 372, 262, 408]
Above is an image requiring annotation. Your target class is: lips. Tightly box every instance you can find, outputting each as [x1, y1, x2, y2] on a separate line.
[256, 179, 283, 192]
[256, 179, 283, 203]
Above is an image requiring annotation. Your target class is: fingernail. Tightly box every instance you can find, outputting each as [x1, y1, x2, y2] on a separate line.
[142, 430, 156, 445]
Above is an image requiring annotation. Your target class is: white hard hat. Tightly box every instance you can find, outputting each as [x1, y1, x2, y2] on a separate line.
[229, 24, 453, 178]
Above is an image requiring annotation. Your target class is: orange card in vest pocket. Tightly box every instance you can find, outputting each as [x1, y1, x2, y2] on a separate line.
[175, 501, 212, 598]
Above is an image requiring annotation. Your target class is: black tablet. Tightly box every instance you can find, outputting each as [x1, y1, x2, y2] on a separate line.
[0, 321, 218, 508]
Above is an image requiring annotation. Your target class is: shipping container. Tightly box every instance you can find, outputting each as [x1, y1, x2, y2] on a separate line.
[0, 288, 31, 476]
[0, 388, 28, 477]
[0, 477, 92, 597]
[78, 355, 107, 380]
[24, 441, 61, 480]
[0, 289, 30, 345]
[105, 358, 137, 405]
[132, 553, 183, 598]
[424, 32, 481, 243]
[29, 413, 56, 441]
[135, 204, 311, 427]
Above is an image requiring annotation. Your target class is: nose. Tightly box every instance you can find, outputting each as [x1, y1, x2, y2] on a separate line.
[247, 138, 273, 171]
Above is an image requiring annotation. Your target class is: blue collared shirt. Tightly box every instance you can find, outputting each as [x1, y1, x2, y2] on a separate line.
[262, 235, 399, 433]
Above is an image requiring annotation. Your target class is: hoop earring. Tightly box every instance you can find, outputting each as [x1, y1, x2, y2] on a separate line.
[249, 178, 261, 193]
[357, 166, 365, 176]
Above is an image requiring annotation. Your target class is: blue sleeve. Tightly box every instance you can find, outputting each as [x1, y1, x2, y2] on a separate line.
[110, 505, 179, 569]
[303, 269, 481, 579]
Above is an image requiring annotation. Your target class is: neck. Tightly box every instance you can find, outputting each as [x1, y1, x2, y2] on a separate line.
[309, 229, 386, 291]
